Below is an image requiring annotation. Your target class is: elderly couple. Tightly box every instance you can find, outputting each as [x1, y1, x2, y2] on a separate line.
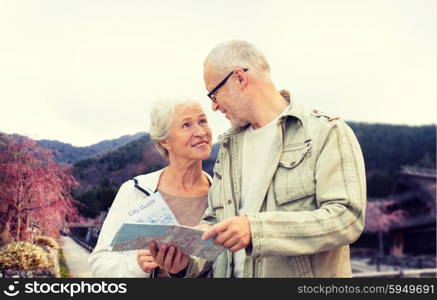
[88, 40, 367, 278]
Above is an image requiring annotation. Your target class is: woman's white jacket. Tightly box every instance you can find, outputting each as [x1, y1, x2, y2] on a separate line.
[88, 168, 211, 277]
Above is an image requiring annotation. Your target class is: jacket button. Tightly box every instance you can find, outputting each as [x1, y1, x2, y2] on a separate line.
[290, 161, 296, 167]
[227, 199, 232, 205]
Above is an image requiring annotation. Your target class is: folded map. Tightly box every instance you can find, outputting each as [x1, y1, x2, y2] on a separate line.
[110, 222, 225, 261]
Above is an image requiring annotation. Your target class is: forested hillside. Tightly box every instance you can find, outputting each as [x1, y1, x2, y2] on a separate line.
[349, 123, 436, 197]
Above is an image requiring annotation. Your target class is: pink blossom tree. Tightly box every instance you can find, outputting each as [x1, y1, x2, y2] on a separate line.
[0, 135, 81, 243]
[365, 201, 405, 269]
[365, 201, 405, 234]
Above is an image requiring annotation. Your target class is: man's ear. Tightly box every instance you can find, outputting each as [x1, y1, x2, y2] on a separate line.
[234, 68, 248, 88]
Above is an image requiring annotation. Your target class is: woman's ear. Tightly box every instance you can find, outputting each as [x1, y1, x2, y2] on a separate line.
[159, 139, 170, 151]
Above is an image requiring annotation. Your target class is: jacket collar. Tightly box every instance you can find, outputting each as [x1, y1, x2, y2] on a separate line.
[280, 90, 304, 127]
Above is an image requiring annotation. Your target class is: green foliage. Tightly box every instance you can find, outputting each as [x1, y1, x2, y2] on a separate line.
[74, 157, 95, 170]
[73, 135, 158, 183]
[58, 249, 70, 278]
[74, 178, 118, 218]
[98, 135, 152, 172]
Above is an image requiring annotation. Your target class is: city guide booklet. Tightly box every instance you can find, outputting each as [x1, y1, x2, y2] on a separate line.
[110, 190, 225, 261]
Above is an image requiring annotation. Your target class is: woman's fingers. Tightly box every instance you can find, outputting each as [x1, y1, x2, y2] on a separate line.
[164, 246, 176, 270]
[149, 242, 158, 258]
[147, 242, 189, 274]
[155, 244, 169, 266]
[142, 261, 159, 273]
[174, 247, 182, 265]
[138, 249, 152, 256]
[137, 247, 159, 273]
[139, 256, 156, 263]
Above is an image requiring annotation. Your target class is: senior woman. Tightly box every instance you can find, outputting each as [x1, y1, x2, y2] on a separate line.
[88, 99, 213, 278]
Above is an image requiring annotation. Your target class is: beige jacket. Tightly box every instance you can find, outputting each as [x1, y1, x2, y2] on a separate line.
[186, 94, 367, 278]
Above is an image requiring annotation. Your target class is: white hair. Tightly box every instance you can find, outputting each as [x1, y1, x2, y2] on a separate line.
[149, 99, 200, 157]
[204, 40, 271, 78]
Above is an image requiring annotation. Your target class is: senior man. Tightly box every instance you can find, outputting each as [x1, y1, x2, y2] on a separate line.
[151, 40, 366, 278]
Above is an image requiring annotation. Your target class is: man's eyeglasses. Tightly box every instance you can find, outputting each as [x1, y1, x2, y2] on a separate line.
[207, 68, 249, 103]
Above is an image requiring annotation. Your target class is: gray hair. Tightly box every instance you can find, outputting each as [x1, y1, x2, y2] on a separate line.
[149, 99, 200, 157]
[204, 40, 271, 78]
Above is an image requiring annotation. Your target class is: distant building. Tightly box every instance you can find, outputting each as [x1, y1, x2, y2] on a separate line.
[386, 166, 436, 256]
[353, 166, 436, 257]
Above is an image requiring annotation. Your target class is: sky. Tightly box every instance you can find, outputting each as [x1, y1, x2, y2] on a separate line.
[1, 0, 435, 147]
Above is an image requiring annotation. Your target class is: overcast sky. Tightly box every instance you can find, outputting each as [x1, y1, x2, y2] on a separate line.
[1, 0, 435, 146]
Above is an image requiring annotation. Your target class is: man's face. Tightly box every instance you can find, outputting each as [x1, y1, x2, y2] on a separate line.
[204, 64, 250, 128]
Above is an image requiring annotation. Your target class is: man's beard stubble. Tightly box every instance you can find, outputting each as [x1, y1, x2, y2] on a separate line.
[227, 91, 250, 129]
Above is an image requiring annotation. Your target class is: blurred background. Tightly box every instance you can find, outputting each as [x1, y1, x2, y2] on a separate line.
[0, 0, 435, 278]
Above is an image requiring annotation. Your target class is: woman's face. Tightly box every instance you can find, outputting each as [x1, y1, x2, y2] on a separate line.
[162, 103, 212, 162]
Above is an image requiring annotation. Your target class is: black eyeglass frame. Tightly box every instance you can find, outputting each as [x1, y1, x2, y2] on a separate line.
[207, 68, 249, 102]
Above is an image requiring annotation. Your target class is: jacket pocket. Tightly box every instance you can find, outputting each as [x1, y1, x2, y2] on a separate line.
[213, 161, 223, 180]
[273, 142, 315, 207]
[211, 197, 224, 222]
[277, 143, 309, 169]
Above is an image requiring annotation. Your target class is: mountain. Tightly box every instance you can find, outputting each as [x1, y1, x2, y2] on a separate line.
[36, 132, 148, 164]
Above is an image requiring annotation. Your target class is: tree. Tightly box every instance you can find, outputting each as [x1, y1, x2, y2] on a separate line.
[365, 201, 405, 269]
[0, 135, 81, 242]
[365, 201, 405, 234]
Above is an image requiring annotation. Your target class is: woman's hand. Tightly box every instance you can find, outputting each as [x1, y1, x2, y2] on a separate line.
[137, 249, 159, 273]
[149, 241, 189, 275]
